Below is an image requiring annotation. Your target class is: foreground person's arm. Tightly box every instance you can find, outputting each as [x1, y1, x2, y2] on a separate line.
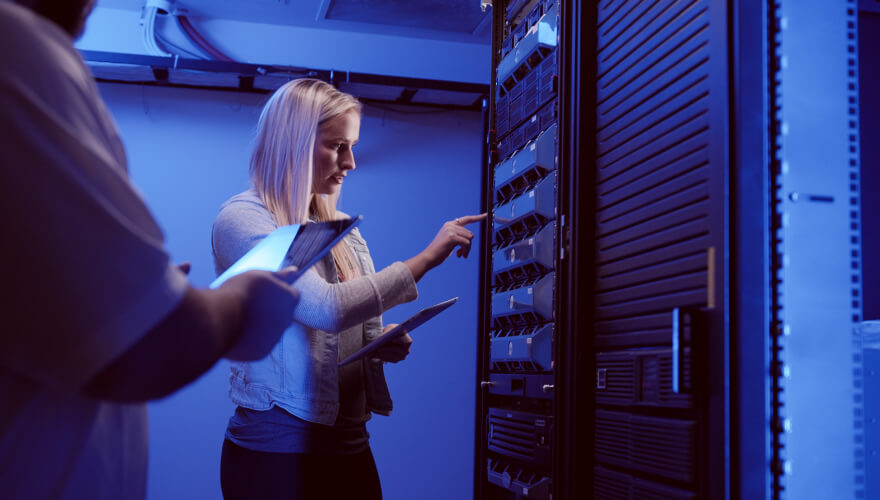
[84, 268, 299, 402]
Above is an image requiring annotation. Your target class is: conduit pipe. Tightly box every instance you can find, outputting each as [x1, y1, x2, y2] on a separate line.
[177, 15, 234, 62]
[141, 0, 171, 56]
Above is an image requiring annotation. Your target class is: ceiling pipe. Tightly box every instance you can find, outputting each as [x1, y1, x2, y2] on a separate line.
[177, 15, 235, 62]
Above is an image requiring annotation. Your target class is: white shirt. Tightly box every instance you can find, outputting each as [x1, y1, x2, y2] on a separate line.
[0, 4, 187, 499]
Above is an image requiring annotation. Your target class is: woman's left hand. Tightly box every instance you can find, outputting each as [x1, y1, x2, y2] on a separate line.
[372, 323, 413, 363]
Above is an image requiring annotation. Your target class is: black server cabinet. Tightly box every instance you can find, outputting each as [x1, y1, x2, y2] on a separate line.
[477, 1, 865, 499]
[587, 0, 730, 498]
[477, 1, 731, 499]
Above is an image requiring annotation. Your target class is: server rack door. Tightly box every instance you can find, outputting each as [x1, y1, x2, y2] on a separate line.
[589, 0, 730, 499]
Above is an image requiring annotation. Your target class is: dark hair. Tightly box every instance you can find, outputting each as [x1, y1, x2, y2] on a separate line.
[25, 0, 94, 37]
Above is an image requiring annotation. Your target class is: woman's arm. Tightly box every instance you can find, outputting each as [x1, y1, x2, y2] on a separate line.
[292, 261, 417, 333]
[405, 214, 487, 281]
[214, 197, 485, 334]
[212, 197, 417, 334]
[289, 213, 487, 333]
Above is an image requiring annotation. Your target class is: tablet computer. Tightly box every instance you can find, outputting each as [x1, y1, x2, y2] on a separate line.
[338, 297, 459, 366]
[210, 216, 362, 289]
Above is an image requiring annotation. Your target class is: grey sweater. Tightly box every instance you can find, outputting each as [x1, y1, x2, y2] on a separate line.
[212, 189, 418, 336]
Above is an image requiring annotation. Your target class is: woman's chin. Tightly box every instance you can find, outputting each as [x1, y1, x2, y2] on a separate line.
[315, 185, 341, 196]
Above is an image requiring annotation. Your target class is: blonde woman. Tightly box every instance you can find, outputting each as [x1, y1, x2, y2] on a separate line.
[212, 78, 485, 499]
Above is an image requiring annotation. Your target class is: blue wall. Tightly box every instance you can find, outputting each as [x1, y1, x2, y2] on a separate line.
[98, 82, 483, 500]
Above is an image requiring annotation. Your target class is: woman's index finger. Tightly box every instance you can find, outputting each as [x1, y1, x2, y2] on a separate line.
[456, 213, 488, 225]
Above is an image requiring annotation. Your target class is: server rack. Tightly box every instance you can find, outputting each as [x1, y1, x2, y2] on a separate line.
[476, 1, 862, 499]
[589, 1, 731, 498]
[477, 1, 563, 498]
[477, 1, 730, 498]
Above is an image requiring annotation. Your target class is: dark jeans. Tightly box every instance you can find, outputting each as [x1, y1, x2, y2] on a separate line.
[220, 439, 382, 500]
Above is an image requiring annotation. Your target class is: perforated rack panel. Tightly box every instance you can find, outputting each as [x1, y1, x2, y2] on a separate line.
[770, 1, 864, 498]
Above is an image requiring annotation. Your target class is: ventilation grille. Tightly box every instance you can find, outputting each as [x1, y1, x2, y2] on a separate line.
[494, 170, 557, 247]
[491, 273, 555, 328]
[494, 124, 557, 205]
[594, 465, 697, 500]
[494, 361, 537, 372]
[498, 98, 558, 160]
[487, 457, 551, 499]
[595, 0, 712, 342]
[594, 410, 696, 483]
[490, 324, 554, 372]
[493, 223, 555, 287]
[596, 349, 694, 409]
[488, 408, 552, 467]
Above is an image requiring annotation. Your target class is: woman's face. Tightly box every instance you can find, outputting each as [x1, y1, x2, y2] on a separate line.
[312, 110, 360, 196]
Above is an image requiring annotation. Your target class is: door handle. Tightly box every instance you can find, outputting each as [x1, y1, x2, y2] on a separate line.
[672, 307, 700, 394]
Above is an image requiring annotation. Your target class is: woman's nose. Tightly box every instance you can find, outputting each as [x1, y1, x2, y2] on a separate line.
[341, 149, 356, 170]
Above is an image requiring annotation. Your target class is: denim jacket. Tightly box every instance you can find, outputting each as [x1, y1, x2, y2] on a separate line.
[212, 190, 418, 425]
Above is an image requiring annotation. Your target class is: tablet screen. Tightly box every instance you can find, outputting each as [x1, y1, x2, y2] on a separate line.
[283, 217, 361, 270]
[211, 216, 362, 289]
[338, 297, 459, 366]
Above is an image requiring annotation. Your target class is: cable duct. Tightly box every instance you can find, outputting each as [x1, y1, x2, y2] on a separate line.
[141, 0, 172, 57]
[140, 0, 232, 62]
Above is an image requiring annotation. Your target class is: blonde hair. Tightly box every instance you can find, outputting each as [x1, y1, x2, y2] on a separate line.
[250, 78, 363, 281]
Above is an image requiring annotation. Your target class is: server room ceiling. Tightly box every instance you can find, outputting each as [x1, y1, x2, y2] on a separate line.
[98, 0, 492, 43]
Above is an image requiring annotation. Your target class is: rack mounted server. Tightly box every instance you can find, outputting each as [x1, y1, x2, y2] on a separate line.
[480, 1, 559, 499]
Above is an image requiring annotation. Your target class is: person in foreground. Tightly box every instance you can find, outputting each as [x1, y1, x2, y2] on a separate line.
[0, 1, 300, 499]
[213, 78, 486, 499]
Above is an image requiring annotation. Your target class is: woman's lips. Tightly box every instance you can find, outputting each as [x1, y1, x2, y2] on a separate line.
[332, 175, 344, 184]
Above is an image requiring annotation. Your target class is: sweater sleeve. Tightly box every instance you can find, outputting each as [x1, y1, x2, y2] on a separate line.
[291, 261, 417, 333]
[211, 194, 278, 275]
[212, 194, 418, 334]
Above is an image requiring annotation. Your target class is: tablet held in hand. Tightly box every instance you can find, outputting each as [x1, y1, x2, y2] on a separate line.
[339, 297, 459, 366]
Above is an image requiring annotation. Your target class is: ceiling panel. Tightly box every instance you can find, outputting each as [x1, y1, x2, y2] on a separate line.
[98, 0, 490, 41]
[324, 0, 488, 34]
